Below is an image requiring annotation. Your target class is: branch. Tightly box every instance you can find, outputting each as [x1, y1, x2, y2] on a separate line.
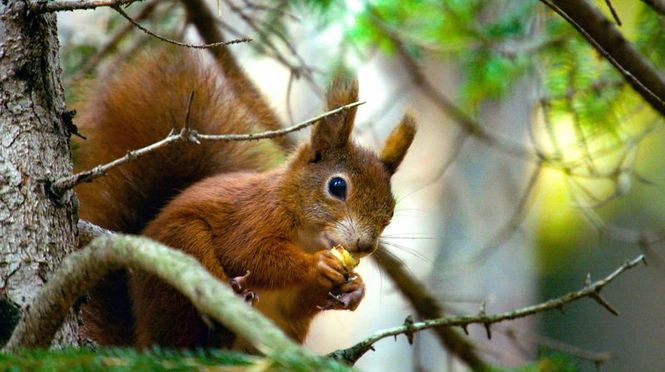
[542, 0, 665, 116]
[371, 246, 488, 370]
[75, 220, 484, 368]
[31, 0, 138, 13]
[225, 0, 320, 92]
[112, 5, 251, 49]
[640, 0, 665, 16]
[4, 234, 346, 370]
[329, 255, 645, 364]
[49, 100, 364, 195]
[571, 203, 665, 275]
[500, 326, 614, 368]
[365, 6, 537, 161]
[68, 0, 159, 83]
[182, 0, 294, 150]
[5, 235, 288, 351]
[603, 0, 622, 26]
[77, 220, 113, 247]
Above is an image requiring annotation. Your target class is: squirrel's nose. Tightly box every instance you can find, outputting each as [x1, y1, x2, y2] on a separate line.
[354, 239, 376, 255]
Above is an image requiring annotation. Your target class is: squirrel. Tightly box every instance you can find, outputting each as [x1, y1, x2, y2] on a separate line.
[74, 49, 416, 349]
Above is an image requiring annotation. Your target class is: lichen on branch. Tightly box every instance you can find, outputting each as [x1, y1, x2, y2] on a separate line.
[4, 234, 347, 370]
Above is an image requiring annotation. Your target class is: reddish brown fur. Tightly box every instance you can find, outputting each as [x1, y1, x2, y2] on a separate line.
[380, 114, 417, 174]
[76, 49, 274, 345]
[75, 48, 416, 348]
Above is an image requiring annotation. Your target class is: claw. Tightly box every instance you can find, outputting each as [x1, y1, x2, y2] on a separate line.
[229, 270, 252, 294]
[327, 291, 345, 305]
[243, 290, 259, 305]
[229, 271, 258, 307]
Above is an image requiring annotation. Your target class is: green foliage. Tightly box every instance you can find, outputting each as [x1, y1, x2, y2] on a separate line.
[538, 16, 629, 136]
[0, 348, 256, 371]
[61, 0, 663, 135]
[290, 0, 661, 134]
[297, 0, 335, 12]
[491, 353, 579, 372]
[296, 0, 543, 109]
[0, 347, 351, 372]
[635, 6, 665, 69]
[60, 44, 98, 84]
[458, 49, 530, 109]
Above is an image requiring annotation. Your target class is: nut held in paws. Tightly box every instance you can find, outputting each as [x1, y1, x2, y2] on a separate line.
[330, 244, 359, 272]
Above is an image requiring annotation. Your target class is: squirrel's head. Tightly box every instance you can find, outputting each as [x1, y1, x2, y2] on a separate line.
[283, 75, 416, 258]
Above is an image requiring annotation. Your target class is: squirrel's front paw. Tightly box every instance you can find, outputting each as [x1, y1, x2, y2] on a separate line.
[229, 271, 259, 306]
[314, 250, 347, 289]
[321, 274, 365, 311]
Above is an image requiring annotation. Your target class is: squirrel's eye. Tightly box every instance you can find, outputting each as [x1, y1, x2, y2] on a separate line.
[328, 177, 347, 200]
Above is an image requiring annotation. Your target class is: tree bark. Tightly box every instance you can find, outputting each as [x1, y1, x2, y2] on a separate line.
[0, 1, 79, 346]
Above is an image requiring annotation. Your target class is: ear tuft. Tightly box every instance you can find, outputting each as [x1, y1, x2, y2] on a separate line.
[324, 73, 359, 144]
[326, 74, 359, 113]
[380, 113, 416, 174]
[311, 73, 360, 158]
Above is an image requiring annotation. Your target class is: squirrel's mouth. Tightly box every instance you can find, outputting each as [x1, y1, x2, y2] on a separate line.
[323, 235, 374, 259]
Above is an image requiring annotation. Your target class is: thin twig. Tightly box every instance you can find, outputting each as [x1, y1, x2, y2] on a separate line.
[239, 0, 301, 22]
[500, 326, 614, 367]
[113, 5, 252, 49]
[557, 123, 658, 177]
[547, 79, 625, 101]
[365, 5, 537, 161]
[220, 0, 326, 106]
[50, 101, 364, 195]
[329, 254, 645, 364]
[603, 0, 622, 26]
[566, 67, 598, 176]
[228, 0, 319, 89]
[571, 200, 665, 277]
[541, 0, 665, 116]
[182, 0, 294, 150]
[285, 70, 297, 125]
[372, 246, 488, 370]
[534, 62, 657, 182]
[31, 0, 137, 13]
[68, 0, 159, 83]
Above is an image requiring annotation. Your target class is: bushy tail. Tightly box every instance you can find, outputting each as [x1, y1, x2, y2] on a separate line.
[74, 49, 275, 345]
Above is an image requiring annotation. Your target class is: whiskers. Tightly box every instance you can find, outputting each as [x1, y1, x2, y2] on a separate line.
[380, 233, 437, 240]
[373, 244, 417, 279]
[392, 207, 430, 216]
[379, 238, 432, 263]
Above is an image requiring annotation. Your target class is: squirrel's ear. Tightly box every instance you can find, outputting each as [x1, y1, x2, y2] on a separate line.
[311, 74, 359, 161]
[380, 113, 416, 174]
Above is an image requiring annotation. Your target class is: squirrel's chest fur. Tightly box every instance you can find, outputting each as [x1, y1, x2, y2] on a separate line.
[133, 172, 318, 347]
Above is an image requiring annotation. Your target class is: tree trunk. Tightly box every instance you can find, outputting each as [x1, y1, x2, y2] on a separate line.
[0, 2, 79, 346]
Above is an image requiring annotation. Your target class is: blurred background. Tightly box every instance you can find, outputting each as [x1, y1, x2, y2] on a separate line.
[58, 0, 665, 371]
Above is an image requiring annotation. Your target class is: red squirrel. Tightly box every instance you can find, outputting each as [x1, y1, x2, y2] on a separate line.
[74, 49, 415, 349]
